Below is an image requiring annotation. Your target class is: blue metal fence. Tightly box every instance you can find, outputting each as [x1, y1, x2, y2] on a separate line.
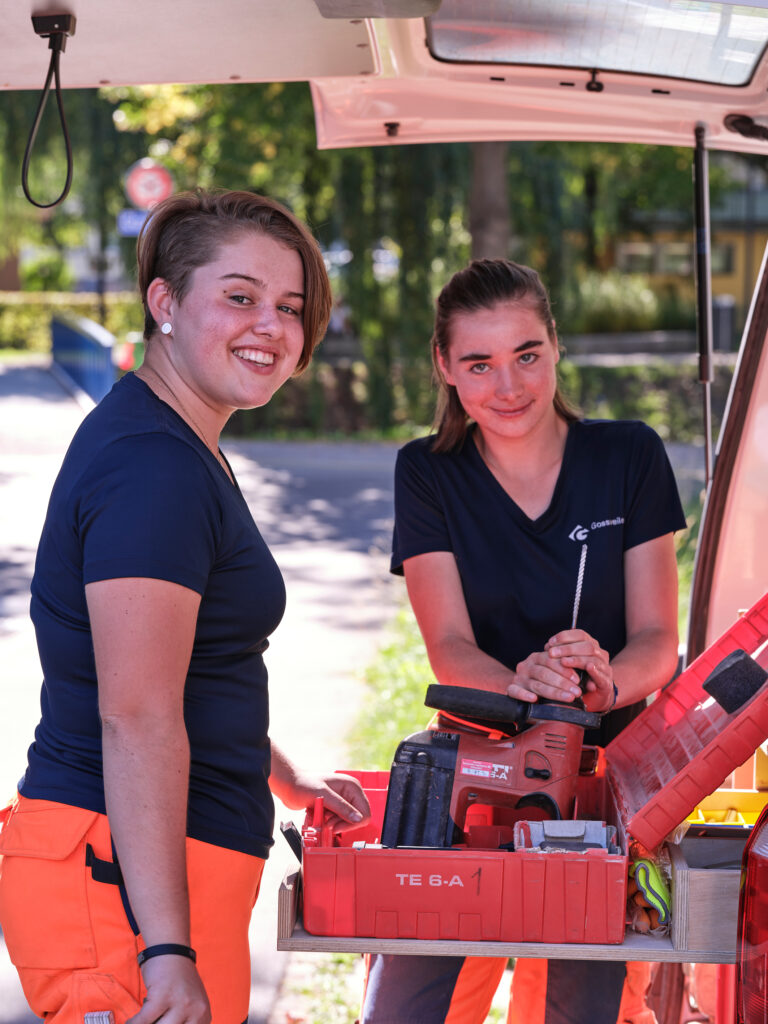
[51, 314, 116, 403]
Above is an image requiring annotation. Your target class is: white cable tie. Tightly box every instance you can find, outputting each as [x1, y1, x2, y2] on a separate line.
[571, 542, 588, 630]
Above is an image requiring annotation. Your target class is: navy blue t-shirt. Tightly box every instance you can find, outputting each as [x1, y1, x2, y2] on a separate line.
[391, 420, 687, 743]
[21, 373, 285, 858]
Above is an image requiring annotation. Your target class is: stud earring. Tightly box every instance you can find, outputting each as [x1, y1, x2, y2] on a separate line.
[160, 322, 173, 335]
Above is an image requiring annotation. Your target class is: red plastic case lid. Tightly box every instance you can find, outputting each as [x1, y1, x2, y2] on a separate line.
[606, 591, 768, 852]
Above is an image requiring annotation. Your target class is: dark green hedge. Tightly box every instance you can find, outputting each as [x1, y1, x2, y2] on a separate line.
[558, 360, 734, 443]
[2, 291, 732, 447]
[0, 292, 143, 352]
[230, 357, 736, 445]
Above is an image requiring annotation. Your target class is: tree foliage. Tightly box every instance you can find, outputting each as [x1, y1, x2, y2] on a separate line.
[0, 79, 741, 429]
[0, 87, 147, 306]
[108, 83, 473, 427]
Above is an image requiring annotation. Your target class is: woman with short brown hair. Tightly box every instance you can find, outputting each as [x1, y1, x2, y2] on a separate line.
[0, 189, 368, 1024]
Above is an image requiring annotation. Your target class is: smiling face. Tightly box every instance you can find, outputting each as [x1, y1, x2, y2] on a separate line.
[149, 230, 306, 419]
[438, 301, 560, 445]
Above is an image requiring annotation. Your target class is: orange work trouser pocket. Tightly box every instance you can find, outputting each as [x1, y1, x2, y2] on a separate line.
[0, 795, 265, 1024]
[0, 796, 100, 969]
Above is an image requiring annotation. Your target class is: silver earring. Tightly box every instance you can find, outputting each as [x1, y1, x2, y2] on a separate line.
[160, 322, 173, 335]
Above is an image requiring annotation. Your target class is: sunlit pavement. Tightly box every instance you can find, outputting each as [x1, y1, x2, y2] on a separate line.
[0, 358, 399, 1024]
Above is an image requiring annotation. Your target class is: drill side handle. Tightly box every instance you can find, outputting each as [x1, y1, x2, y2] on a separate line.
[424, 684, 530, 728]
[424, 684, 602, 731]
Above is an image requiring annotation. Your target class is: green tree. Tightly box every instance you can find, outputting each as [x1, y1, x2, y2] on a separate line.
[110, 82, 473, 428]
[45, 81, 740, 428]
[0, 88, 147, 311]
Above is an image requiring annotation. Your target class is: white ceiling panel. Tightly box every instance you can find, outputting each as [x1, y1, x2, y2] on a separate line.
[5, 2, 768, 153]
[0, 1, 376, 90]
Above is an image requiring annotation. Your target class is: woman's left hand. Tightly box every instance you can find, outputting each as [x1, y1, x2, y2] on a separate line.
[545, 629, 616, 714]
[274, 769, 372, 832]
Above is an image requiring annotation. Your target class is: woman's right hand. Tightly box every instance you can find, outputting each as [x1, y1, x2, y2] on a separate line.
[129, 956, 211, 1024]
[508, 650, 584, 705]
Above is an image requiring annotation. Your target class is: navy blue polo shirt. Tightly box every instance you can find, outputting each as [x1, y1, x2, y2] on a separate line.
[391, 420, 687, 743]
[21, 373, 284, 858]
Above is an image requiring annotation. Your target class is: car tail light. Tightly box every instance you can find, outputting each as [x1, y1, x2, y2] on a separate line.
[736, 801, 768, 1024]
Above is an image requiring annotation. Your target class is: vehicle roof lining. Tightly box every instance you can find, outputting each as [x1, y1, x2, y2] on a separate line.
[0, 0, 376, 91]
[6, 1, 768, 154]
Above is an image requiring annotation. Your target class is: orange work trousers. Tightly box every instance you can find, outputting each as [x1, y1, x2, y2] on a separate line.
[361, 954, 656, 1023]
[0, 795, 264, 1024]
[508, 959, 658, 1024]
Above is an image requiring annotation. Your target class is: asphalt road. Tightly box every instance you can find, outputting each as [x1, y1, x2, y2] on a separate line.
[0, 358, 400, 1023]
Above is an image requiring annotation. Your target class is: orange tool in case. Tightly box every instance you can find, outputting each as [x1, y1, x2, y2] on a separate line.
[298, 592, 768, 945]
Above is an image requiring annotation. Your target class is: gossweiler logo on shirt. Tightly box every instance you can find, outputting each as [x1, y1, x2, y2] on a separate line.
[568, 517, 625, 542]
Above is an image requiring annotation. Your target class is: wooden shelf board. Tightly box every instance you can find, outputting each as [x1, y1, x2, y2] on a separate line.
[276, 871, 736, 964]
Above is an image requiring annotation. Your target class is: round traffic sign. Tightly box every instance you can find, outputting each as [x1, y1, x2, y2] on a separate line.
[124, 159, 174, 211]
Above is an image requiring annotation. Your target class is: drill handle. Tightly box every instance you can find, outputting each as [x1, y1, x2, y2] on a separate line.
[424, 685, 530, 729]
[424, 684, 602, 731]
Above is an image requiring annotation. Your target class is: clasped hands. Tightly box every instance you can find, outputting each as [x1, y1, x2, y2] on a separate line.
[508, 628, 616, 714]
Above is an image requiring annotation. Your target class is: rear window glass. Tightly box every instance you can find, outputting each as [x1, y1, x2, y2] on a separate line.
[426, 1, 768, 87]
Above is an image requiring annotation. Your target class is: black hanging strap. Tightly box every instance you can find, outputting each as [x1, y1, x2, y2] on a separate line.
[21, 15, 76, 210]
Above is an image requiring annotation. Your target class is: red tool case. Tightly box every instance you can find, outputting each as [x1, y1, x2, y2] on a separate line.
[299, 592, 768, 945]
